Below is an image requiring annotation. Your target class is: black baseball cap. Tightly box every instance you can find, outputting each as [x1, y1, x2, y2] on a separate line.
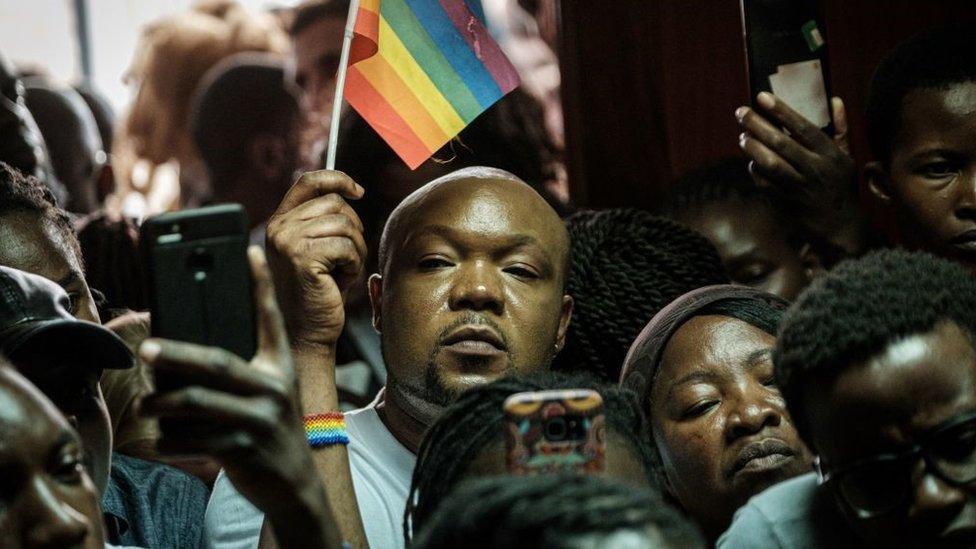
[0, 265, 132, 371]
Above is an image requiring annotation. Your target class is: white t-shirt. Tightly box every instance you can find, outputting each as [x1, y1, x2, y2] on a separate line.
[203, 398, 416, 549]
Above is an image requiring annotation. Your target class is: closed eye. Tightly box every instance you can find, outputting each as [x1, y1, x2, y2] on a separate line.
[503, 265, 540, 279]
[682, 400, 719, 420]
[418, 257, 454, 270]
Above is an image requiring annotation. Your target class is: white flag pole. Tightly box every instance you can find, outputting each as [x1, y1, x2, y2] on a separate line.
[325, 0, 361, 170]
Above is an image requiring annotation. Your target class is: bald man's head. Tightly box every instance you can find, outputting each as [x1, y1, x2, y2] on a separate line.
[368, 166, 573, 419]
[378, 166, 569, 284]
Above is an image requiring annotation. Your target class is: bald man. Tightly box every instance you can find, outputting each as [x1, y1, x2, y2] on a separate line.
[205, 167, 573, 548]
[22, 80, 107, 214]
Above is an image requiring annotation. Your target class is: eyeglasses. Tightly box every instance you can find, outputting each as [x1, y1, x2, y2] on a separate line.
[815, 411, 976, 520]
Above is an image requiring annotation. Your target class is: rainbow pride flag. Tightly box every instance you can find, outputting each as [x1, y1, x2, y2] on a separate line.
[345, 0, 520, 169]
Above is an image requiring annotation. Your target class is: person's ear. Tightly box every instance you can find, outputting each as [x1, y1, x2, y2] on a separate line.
[797, 242, 824, 280]
[553, 295, 574, 352]
[368, 274, 383, 333]
[249, 134, 288, 181]
[865, 161, 893, 206]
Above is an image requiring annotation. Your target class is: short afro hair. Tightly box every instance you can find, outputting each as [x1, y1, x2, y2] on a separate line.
[0, 162, 82, 266]
[774, 249, 976, 442]
[866, 28, 976, 164]
[554, 209, 729, 381]
[663, 158, 801, 246]
[405, 371, 656, 544]
[411, 474, 705, 549]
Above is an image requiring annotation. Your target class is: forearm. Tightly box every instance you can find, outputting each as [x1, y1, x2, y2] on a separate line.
[293, 344, 369, 549]
[260, 479, 343, 549]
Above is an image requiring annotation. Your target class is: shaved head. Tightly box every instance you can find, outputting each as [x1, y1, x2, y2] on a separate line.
[378, 166, 568, 282]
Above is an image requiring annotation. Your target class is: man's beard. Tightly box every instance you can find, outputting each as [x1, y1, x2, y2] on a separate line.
[383, 313, 561, 410]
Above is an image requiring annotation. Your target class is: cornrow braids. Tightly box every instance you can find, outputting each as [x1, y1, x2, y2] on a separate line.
[411, 474, 705, 549]
[404, 371, 655, 545]
[555, 209, 729, 381]
[0, 162, 82, 265]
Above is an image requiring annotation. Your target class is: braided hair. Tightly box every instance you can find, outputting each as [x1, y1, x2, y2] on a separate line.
[556, 209, 729, 380]
[411, 474, 704, 549]
[404, 371, 655, 544]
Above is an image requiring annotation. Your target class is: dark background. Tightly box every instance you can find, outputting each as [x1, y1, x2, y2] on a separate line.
[558, 0, 976, 209]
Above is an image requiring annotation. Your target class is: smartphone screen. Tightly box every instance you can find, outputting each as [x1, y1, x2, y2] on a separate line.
[741, 0, 834, 135]
[504, 389, 605, 475]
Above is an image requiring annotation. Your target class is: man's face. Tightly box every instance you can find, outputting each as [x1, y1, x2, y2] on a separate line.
[806, 321, 976, 547]
[651, 315, 811, 538]
[880, 82, 976, 268]
[0, 211, 99, 323]
[372, 177, 572, 407]
[12, 354, 112, 497]
[292, 16, 345, 118]
[676, 198, 815, 301]
[0, 369, 105, 548]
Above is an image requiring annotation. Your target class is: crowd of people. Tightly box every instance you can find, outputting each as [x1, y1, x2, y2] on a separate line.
[2, 0, 976, 547]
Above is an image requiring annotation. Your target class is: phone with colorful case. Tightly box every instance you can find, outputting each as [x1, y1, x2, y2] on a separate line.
[504, 388, 605, 475]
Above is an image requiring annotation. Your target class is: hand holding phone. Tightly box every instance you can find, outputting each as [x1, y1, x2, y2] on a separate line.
[504, 389, 605, 475]
[138, 248, 342, 547]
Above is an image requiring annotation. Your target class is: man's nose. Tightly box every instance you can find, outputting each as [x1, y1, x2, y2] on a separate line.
[908, 466, 968, 537]
[23, 477, 91, 548]
[448, 261, 505, 315]
[954, 168, 976, 220]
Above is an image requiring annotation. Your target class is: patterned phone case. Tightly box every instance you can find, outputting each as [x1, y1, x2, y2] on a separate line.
[504, 389, 605, 475]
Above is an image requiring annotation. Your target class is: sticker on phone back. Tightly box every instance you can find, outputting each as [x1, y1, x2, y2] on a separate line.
[802, 20, 825, 52]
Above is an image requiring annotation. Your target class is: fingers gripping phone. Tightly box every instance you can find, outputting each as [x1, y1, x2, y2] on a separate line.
[741, 0, 834, 135]
[141, 204, 256, 438]
[504, 389, 605, 475]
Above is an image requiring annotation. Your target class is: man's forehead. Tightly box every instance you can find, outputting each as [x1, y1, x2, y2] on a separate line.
[403, 178, 563, 240]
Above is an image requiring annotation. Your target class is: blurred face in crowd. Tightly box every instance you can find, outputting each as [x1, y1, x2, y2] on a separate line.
[650, 314, 811, 538]
[0, 211, 99, 323]
[869, 81, 976, 269]
[0, 211, 112, 493]
[804, 320, 976, 547]
[675, 198, 819, 301]
[370, 171, 573, 412]
[292, 14, 345, 118]
[0, 366, 105, 548]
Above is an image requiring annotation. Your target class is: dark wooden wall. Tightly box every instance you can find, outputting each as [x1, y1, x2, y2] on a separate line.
[559, 0, 976, 209]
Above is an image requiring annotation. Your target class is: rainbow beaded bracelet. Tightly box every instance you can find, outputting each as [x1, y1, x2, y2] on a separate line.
[304, 412, 349, 448]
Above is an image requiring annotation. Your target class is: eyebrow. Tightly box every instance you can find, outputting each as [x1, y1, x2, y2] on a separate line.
[414, 224, 544, 248]
[56, 271, 81, 289]
[745, 348, 772, 370]
[668, 370, 720, 394]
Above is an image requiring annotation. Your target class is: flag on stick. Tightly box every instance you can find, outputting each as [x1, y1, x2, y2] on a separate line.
[338, 0, 521, 169]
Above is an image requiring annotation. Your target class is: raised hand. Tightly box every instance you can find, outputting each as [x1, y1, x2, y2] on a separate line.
[736, 92, 867, 258]
[139, 247, 342, 549]
[265, 170, 366, 354]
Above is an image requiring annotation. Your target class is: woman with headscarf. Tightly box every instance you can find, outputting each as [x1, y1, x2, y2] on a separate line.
[619, 285, 812, 542]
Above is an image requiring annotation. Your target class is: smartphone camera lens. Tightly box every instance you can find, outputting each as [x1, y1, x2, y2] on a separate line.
[544, 417, 568, 442]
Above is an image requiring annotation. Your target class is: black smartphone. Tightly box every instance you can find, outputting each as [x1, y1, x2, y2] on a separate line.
[141, 204, 256, 440]
[741, 0, 834, 135]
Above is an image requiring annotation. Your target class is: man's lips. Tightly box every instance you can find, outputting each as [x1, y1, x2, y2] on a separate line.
[729, 438, 796, 477]
[440, 325, 507, 355]
[949, 230, 976, 253]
